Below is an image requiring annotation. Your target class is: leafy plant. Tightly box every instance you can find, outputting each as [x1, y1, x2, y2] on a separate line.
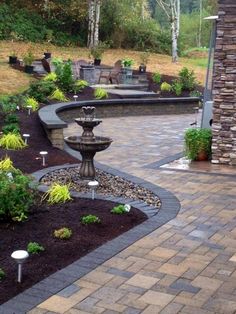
[49, 88, 68, 102]
[52, 58, 74, 92]
[190, 90, 202, 98]
[43, 72, 57, 82]
[4, 114, 19, 124]
[111, 204, 130, 215]
[27, 242, 45, 254]
[42, 182, 72, 204]
[94, 88, 108, 100]
[178, 67, 197, 91]
[25, 97, 39, 111]
[160, 82, 172, 92]
[81, 215, 101, 225]
[90, 41, 109, 59]
[23, 50, 34, 66]
[27, 80, 56, 103]
[74, 80, 89, 93]
[122, 58, 134, 68]
[0, 268, 5, 280]
[0, 133, 26, 150]
[54, 227, 72, 240]
[184, 128, 212, 161]
[0, 96, 18, 114]
[172, 80, 183, 96]
[0, 169, 35, 221]
[152, 72, 162, 84]
[2, 123, 20, 135]
[0, 156, 15, 172]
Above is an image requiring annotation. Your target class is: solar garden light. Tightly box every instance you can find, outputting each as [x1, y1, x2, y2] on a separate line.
[26, 105, 32, 116]
[73, 95, 78, 102]
[88, 180, 99, 200]
[11, 250, 29, 283]
[39, 151, 48, 166]
[124, 204, 131, 212]
[23, 134, 30, 145]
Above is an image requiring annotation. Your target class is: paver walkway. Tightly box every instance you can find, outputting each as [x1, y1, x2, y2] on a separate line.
[30, 114, 236, 314]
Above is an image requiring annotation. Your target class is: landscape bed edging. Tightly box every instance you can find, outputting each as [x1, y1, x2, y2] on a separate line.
[0, 162, 180, 313]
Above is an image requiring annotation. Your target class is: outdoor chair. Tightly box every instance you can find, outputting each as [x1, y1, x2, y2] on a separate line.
[98, 60, 122, 84]
[41, 58, 51, 73]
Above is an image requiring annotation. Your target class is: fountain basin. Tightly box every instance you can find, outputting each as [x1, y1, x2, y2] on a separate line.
[64, 136, 112, 152]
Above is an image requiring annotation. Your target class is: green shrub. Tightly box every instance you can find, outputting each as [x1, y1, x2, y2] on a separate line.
[74, 80, 89, 93]
[2, 123, 20, 135]
[121, 58, 134, 68]
[184, 128, 212, 161]
[111, 204, 130, 215]
[4, 114, 19, 124]
[152, 72, 162, 84]
[43, 72, 57, 82]
[81, 215, 101, 225]
[172, 80, 183, 96]
[49, 88, 68, 102]
[54, 227, 72, 240]
[0, 268, 5, 280]
[52, 59, 74, 92]
[0, 156, 16, 172]
[42, 183, 72, 204]
[0, 96, 18, 114]
[94, 88, 108, 100]
[0, 169, 35, 221]
[190, 90, 202, 98]
[160, 82, 172, 92]
[27, 242, 45, 254]
[178, 67, 197, 91]
[25, 97, 39, 111]
[27, 80, 56, 103]
[0, 133, 26, 150]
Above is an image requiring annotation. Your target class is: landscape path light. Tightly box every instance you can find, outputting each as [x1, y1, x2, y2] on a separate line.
[11, 250, 29, 283]
[26, 105, 32, 116]
[73, 95, 78, 102]
[39, 151, 48, 166]
[23, 133, 30, 145]
[88, 180, 99, 200]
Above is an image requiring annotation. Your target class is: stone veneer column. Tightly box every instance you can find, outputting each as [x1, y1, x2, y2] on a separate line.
[212, 0, 236, 165]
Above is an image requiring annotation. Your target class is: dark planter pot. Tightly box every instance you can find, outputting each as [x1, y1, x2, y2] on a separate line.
[94, 58, 101, 66]
[9, 56, 18, 64]
[195, 151, 209, 161]
[139, 64, 146, 73]
[44, 52, 51, 59]
[24, 65, 34, 74]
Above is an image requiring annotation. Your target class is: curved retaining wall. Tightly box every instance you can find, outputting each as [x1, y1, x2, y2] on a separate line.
[38, 97, 200, 149]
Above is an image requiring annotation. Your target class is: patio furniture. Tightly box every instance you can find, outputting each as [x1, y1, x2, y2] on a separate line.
[98, 60, 122, 84]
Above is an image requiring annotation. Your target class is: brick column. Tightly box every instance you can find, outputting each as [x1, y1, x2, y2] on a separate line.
[212, 0, 236, 165]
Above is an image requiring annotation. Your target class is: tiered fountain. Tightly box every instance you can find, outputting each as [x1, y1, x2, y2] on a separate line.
[64, 106, 112, 180]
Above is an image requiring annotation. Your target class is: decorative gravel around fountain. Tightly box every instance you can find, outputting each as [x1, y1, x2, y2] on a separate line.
[41, 167, 161, 209]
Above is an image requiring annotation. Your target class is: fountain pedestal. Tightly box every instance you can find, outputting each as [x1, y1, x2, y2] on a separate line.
[64, 107, 112, 180]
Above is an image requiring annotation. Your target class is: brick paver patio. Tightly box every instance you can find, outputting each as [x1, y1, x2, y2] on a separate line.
[28, 114, 236, 314]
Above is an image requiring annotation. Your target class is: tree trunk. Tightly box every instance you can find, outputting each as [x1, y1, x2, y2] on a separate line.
[171, 20, 178, 63]
[94, 0, 101, 46]
[87, 0, 101, 48]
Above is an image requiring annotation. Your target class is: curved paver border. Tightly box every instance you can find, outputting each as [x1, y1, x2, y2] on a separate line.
[0, 161, 180, 313]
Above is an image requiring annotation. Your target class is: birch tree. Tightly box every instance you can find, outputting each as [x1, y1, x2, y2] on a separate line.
[87, 0, 101, 48]
[156, 0, 180, 62]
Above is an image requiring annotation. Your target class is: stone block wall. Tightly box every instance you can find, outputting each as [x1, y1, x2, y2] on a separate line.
[212, 0, 236, 165]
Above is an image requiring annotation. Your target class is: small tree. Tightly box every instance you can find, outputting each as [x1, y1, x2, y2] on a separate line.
[156, 0, 180, 63]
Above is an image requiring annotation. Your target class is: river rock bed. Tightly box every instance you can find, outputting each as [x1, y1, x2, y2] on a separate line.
[41, 167, 161, 209]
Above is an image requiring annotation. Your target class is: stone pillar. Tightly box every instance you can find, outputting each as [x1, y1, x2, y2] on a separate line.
[212, 0, 236, 165]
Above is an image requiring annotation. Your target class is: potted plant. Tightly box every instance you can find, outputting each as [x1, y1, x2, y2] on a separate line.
[23, 51, 35, 74]
[184, 128, 212, 161]
[90, 41, 108, 66]
[9, 50, 18, 65]
[44, 30, 53, 59]
[139, 51, 150, 73]
[121, 58, 134, 78]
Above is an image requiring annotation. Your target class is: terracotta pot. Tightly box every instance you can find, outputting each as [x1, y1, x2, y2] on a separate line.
[196, 151, 208, 161]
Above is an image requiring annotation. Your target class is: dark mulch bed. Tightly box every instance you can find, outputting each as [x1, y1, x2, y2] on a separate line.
[0, 197, 147, 304]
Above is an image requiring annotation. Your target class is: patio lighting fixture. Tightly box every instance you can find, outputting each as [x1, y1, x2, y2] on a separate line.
[26, 105, 32, 116]
[39, 151, 48, 166]
[11, 250, 29, 283]
[23, 134, 30, 145]
[88, 180, 99, 200]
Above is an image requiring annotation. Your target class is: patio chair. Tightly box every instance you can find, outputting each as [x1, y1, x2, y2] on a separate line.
[41, 57, 51, 73]
[98, 60, 122, 84]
